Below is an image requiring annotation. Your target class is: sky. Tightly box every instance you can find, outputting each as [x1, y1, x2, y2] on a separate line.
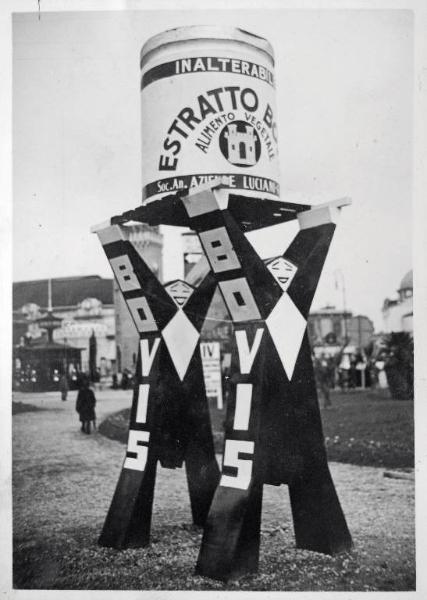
[12, 8, 413, 330]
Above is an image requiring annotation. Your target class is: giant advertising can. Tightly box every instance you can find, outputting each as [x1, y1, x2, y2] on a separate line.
[140, 26, 280, 204]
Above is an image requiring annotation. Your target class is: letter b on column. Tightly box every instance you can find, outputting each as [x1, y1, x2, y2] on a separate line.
[199, 227, 241, 273]
[110, 255, 141, 292]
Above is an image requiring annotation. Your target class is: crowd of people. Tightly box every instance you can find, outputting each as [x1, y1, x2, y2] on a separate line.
[313, 350, 391, 408]
[16, 337, 410, 434]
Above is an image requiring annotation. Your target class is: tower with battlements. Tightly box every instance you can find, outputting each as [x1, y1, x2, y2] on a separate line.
[225, 124, 257, 165]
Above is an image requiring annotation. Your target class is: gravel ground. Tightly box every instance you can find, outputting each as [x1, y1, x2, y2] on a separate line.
[12, 389, 415, 591]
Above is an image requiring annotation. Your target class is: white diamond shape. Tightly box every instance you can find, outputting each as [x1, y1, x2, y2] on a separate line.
[161, 310, 200, 381]
[266, 293, 307, 381]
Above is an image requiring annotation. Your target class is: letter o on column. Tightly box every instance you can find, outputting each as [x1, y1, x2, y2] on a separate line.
[219, 278, 261, 321]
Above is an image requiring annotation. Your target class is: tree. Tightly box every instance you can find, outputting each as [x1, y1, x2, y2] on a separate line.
[382, 332, 413, 400]
[89, 330, 97, 383]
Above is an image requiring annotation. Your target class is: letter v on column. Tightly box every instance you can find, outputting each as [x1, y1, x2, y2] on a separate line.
[140, 338, 161, 376]
[235, 328, 264, 374]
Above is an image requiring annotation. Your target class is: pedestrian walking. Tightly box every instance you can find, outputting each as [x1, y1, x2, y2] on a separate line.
[59, 373, 69, 402]
[76, 377, 97, 434]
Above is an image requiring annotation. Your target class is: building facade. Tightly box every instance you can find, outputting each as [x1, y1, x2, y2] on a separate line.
[382, 270, 413, 333]
[13, 226, 164, 380]
[308, 306, 375, 357]
[13, 275, 115, 376]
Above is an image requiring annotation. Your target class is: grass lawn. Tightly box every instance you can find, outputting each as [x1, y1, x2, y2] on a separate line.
[12, 401, 42, 415]
[100, 389, 414, 469]
[321, 390, 413, 468]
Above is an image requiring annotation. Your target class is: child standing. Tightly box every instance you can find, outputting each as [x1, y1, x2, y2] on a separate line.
[76, 377, 97, 434]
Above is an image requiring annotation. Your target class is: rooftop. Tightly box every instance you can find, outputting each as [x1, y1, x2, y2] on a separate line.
[13, 276, 114, 311]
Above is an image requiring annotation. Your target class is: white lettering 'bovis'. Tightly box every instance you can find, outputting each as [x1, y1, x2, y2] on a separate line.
[220, 327, 264, 490]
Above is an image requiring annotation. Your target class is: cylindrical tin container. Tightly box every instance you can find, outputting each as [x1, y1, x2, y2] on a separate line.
[140, 26, 280, 204]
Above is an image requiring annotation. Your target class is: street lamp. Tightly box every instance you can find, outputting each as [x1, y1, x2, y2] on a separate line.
[334, 269, 349, 345]
[63, 336, 68, 377]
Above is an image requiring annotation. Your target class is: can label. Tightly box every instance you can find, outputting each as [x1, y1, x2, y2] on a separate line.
[141, 54, 280, 203]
